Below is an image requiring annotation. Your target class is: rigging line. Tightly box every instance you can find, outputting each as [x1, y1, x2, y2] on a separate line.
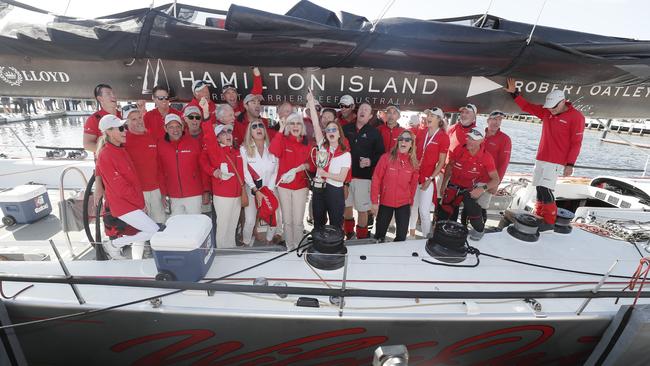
[370, 0, 397, 32]
[477, 0, 495, 28]
[62, 0, 72, 16]
[526, 0, 548, 45]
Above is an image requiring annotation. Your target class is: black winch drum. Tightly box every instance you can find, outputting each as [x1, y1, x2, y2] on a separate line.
[554, 208, 575, 234]
[507, 213, 540, 242]
[426, 220, 469, 263]
[306, 225, 347, 270]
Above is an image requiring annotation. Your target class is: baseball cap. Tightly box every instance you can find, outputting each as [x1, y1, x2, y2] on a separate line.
[339, 95, 354, 106]
[385, 104, 400, 113]
[98, 114, 125, 132]
[192, 80, 209, 93]
[221, 83, 237, 94]
[423, 106, 445, 120]
[164, 113, 183, 126]
[489, 110, 506, 118]
[121, 103, 139, 120]
[243, 94, 263, 104]
[183, 106, 201, 117]
[214, 124, 233, 136]
[460, 103, 477, 115]
[543, 90, 566, 108]
[467, 128, 485, 141]
[256, 186, 279, 226]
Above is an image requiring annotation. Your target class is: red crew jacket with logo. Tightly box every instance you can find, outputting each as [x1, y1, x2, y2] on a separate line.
[269, 133, 313, 190]
[514, 96, 585, 166]
[371, 152, 419, 208]
[124, 130, 160, 192]
[95, 142, 144, 217]
[447, 121, 476, 156]
[416, 128, 450, 184]
[200, 142, 245, 198]
[157, 134, 209, 198]
[448, 145, 497, 189]
[377, 123, 405, 152]
[483, 128, 512, 180]
[143, 107, 182, 140]
[83, 108, 122, 137]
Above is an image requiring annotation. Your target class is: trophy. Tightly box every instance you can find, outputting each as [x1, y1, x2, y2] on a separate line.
[311, 144, 331, 191]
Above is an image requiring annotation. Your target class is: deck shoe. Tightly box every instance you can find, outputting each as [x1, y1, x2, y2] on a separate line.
[468, 228, 484, 241]
[103, 241, 128, 260]
[355, 225, 369, 239]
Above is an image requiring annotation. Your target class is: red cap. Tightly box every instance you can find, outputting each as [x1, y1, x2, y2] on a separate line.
[256, 186, 279, 226]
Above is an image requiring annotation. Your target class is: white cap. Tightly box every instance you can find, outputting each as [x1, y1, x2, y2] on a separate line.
[164, 113, 183, 126]
[460, 103, 477, 115]
[98, 114, 124, 132]
[543, 90, 566, 108]
[467, 128, 485, 141]
[183, 106, 201, 117]
[243, 94, 263, 104]
[192, 80, 209, 93]
[214, 124, 233, 136]
[424, 107, 445, 120]
[339, 95, 354, 106]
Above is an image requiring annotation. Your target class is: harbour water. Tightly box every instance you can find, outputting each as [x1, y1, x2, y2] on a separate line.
[0, 116, 648, 178]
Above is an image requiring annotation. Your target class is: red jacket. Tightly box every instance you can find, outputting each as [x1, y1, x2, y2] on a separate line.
[124, 130, 160, 191]
[200, 142, 245, 198]
[95, 142, 144, 217]
[269, 133, 313, 190]
[514, 96, 585, 165]
[157, 134, 209, 198]
[484, 128, 512, 180]
[232, 73, 264, 118]
[371, 152, 419, 208]
[336, 111, 356, 127]
[416, 128, 450, 184]
[377, 123, 405, 152]
[447, 121, 476, 156]
[143, 108, 182, 140]
[448, 145, 496, 189]
[83, 108, 122, 137]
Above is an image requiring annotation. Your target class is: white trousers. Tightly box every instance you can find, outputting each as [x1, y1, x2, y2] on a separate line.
[408, 182, 435, 237]
[213, 195, 241, 249]
[277, 187, 308, 250]
[242, 189, 279, 245]
[170, 195, 202, 216]
[143, 189, 166, 224]
[114, 209, 160, 259]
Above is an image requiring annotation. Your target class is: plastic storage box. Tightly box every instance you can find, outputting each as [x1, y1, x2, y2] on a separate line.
[150, 214, 214, 281]
[0, 185, 51, 226]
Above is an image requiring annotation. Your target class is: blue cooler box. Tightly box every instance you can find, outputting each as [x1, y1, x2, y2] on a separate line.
[150, 214, 214, 281]
[0, 185, 51, 224]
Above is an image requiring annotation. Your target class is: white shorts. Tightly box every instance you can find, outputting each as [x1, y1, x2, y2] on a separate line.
[345, 178, 372, 211]
[532, 160, 564, 190]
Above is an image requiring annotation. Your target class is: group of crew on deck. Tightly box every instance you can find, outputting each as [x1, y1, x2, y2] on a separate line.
[83, 68, 585, 259]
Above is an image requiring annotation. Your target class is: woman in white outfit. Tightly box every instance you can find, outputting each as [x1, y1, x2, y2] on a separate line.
[409, 108, 450, 238]
[241, 119, 279, 246]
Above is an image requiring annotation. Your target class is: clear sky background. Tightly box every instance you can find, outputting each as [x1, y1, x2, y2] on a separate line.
[19, 0, 650, 40]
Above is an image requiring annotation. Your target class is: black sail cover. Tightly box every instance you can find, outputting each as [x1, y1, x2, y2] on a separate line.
[1, 0, 650, 118]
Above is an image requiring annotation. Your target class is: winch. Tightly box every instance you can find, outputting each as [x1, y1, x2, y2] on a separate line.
[306, 225, 347, 270]
[425, 220, 469, 263]
[506, 213, 540, 242]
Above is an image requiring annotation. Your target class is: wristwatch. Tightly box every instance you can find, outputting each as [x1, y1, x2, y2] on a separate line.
[478, 184, 488, 190]
[251, 187, 258, 195]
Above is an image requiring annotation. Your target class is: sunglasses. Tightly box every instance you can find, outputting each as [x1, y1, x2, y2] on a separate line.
[325, 127, 338, 133]
[489, 111, 506, 118]
[155, 96, 169, 101]
[398, 137, 412, 142]
[251, 123, 264, 130]
[339, 104, 352, 109]
[468, 130, 483, 137]
[110, 125, 127, 132]
[186, 115, 201, 120]
[122, 104, 138, 113]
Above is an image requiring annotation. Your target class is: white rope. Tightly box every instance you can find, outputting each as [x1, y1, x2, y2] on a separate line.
[476, 0, 495, 28]
[526, 0, 548, 45]
[62, 0, 72, 16]
[370, 0, 397, 32]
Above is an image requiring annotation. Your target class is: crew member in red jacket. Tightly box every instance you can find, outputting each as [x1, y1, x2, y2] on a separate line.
[377, 104, 405, 152]
[484, 110, 512, 182]
[440, 128, 500, 241]
[143, 85, 182, 139]
[95, 115, 160, 260]
[269, 112, 313, 250]
[235, 93, 276, 141]
[83, 83, 121, 153]
[221, 67, 263, 118]
[336, 94, 357, 126]
[200, 124, 245, 248]
[122, 104, 166, 224]
[505, 78, 585, 229]
[447, 103, 478, 153]
[371, 130, 419, 242]
[157, 114, 210, 216]
[185, 80, 217, 126]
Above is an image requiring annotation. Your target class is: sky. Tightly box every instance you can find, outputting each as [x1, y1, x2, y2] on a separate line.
[19, 0, 650, 40]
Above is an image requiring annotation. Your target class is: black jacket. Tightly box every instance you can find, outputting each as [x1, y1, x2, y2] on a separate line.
[343, 122, 385, 179]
